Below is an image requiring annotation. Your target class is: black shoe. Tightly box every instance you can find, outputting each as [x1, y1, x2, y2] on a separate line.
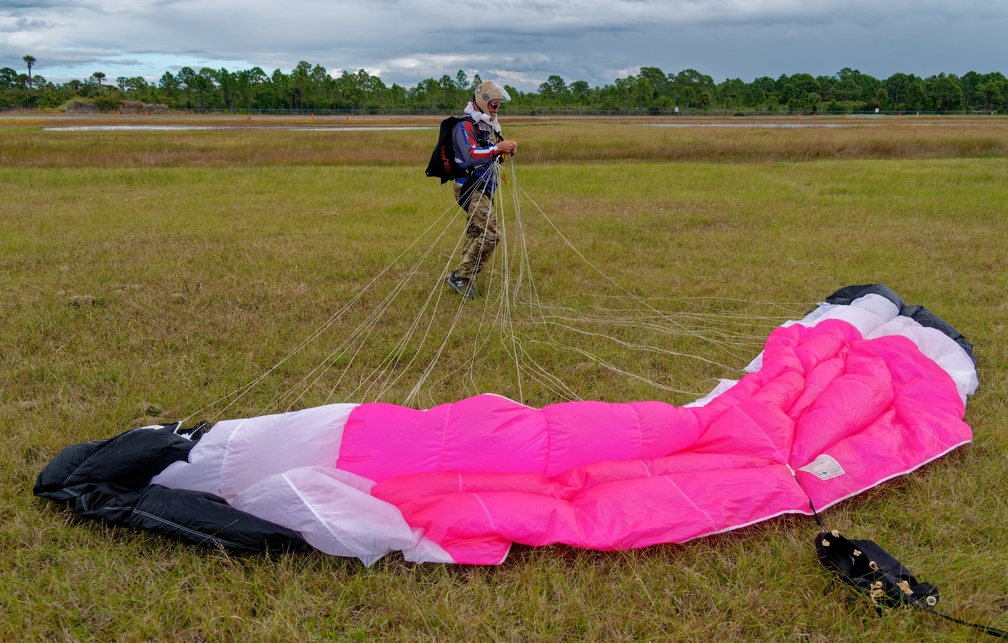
[446, 272, 475, 299]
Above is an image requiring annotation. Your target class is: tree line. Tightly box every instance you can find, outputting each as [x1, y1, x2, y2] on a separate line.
[2, 57, 1006, 114]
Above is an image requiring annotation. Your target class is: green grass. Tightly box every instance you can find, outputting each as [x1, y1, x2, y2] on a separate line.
[2, 115, 1007, 640]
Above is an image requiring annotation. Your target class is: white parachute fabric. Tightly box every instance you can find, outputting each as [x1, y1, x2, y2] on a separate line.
[152, 402, 452, 564]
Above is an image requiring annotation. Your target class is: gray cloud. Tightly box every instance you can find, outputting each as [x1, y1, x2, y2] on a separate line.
[2, 0, 1006, 88]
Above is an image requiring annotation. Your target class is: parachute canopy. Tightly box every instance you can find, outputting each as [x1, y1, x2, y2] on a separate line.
[36, 284, 977, 565]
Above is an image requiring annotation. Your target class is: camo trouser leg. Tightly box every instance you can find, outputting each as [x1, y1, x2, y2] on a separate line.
[453, 183, 499, 281]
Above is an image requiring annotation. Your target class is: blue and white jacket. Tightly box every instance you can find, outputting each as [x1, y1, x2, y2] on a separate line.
[452, 102, 503, 194]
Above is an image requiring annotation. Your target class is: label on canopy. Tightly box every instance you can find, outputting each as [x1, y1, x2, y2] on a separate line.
[799, 454, 846, 481]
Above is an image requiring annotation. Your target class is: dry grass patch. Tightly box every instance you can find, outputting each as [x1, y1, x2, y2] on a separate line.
[4, 114, 1008, 168]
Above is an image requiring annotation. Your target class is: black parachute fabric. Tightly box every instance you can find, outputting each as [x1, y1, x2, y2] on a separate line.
[34, 424, 310, 554]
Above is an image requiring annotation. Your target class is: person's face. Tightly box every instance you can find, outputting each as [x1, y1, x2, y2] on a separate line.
[487, 99, 501, 113]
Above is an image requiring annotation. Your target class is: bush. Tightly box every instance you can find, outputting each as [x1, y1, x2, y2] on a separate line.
[92, 92, 124, 111]
[36, 91, 72, 109]
[0, 89, 18, 108]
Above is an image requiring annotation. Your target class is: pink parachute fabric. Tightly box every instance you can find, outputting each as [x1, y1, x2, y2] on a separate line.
[152, 290, 978, 565]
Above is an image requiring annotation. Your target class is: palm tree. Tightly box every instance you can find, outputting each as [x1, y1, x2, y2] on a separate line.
[92, 71, 106, 88]
[23, 55, 36, 89]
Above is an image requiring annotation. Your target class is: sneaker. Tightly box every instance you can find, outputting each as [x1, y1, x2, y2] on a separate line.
[446, 271, 475, 299]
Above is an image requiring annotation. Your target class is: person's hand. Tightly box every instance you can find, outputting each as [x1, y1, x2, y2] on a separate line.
[498, 140, 517, 154]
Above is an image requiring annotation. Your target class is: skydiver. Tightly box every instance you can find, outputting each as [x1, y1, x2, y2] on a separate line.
[445, 82, 518, 299]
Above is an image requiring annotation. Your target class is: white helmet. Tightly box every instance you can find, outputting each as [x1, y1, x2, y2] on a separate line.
[473, 82, 511, 114]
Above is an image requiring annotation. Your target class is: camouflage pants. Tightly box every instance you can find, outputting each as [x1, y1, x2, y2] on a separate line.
[453, 183, 499, 281]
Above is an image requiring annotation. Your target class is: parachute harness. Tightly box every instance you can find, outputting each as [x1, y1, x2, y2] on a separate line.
[789, 466, 1007, 638]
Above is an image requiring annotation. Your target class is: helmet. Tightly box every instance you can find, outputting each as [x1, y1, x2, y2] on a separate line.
[473, 82, 511, 114]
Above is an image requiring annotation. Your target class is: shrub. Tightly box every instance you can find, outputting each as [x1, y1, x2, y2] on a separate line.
[92, 92, 124, 111]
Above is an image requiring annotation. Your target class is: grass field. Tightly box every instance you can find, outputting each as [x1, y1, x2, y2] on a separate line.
[2, 113, 1007, 640]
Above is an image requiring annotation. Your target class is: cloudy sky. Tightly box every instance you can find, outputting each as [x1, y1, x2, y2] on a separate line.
[2, 0, 1006, 90]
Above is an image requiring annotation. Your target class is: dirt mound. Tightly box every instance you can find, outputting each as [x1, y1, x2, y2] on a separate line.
[61, 99, 98, 114]
[120, 101, 172, 114]
[60, 98, 172, 114]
